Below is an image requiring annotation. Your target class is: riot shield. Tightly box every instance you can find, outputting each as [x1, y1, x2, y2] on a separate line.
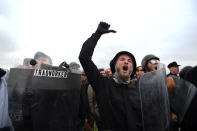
[138, 66, 170, 131]
[8, 66, 81, 131]
[168, 76, 196, 123]
[8, 68, 33, 131]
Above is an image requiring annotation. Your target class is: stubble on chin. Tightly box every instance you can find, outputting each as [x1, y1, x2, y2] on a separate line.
[117, 69, 129, 80]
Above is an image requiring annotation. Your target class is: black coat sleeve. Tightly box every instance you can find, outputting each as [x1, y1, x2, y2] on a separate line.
[79, 33, 107, 94]
[0, 127, 10, 131]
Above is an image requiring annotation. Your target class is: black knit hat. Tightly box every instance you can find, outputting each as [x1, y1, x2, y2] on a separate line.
[110, 51, 136, 78]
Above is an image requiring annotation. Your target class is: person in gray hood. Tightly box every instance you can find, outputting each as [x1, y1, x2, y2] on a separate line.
[141, 55, 197, 131]
[141, 54, 160, 72]
[79, 22, 142, 131]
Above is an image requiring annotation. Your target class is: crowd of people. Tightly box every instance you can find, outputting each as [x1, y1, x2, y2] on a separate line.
[0, 22, 197, 131]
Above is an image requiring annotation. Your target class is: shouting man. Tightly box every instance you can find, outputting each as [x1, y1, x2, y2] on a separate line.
[79, 22, 142, 131]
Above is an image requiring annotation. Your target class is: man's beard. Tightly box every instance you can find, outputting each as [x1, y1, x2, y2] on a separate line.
[113, 67, 132, 84]
[116, 66, 132, 82]
[117, 68, 129, 81]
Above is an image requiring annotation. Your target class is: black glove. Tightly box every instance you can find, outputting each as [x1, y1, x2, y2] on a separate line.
[59, 61, 69, 68]
[95, 22, 116, 35]
[30, 59, 37, 66]
[0, 68, 6, 78]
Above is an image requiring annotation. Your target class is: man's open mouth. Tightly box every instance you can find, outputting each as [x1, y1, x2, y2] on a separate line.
[123, 66, 128, 71]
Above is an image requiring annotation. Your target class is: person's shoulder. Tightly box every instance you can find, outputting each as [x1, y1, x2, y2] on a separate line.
[167, 73, 177, 77]
[167, 73, 171, 77]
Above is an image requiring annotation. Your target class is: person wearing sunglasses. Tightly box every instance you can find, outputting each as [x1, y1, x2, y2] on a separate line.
[141, 55, 197, 131]
[141, 55, 177, 131]
[141, 54, 160, 72]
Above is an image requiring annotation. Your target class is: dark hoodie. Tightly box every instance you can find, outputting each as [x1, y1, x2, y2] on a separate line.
[79, 32, 142, 131]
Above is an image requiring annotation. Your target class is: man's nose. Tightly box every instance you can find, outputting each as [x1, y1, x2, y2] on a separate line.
[124, 60, 128, 64]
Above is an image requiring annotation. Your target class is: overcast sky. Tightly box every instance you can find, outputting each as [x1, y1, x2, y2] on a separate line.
[0, 0, 196, 70]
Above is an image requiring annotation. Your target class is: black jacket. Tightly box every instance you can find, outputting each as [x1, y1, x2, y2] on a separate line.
[185, 66, 197, 87]
[0, 127, 10, 131]
[79, 33, 142, 131]
[79, 82, 91, 120]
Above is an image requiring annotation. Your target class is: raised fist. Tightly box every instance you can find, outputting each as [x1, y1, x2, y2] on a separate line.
[96, 21, 116, 35]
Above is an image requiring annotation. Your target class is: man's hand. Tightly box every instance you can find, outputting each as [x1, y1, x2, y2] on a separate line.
[96, 21, 116, 35]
